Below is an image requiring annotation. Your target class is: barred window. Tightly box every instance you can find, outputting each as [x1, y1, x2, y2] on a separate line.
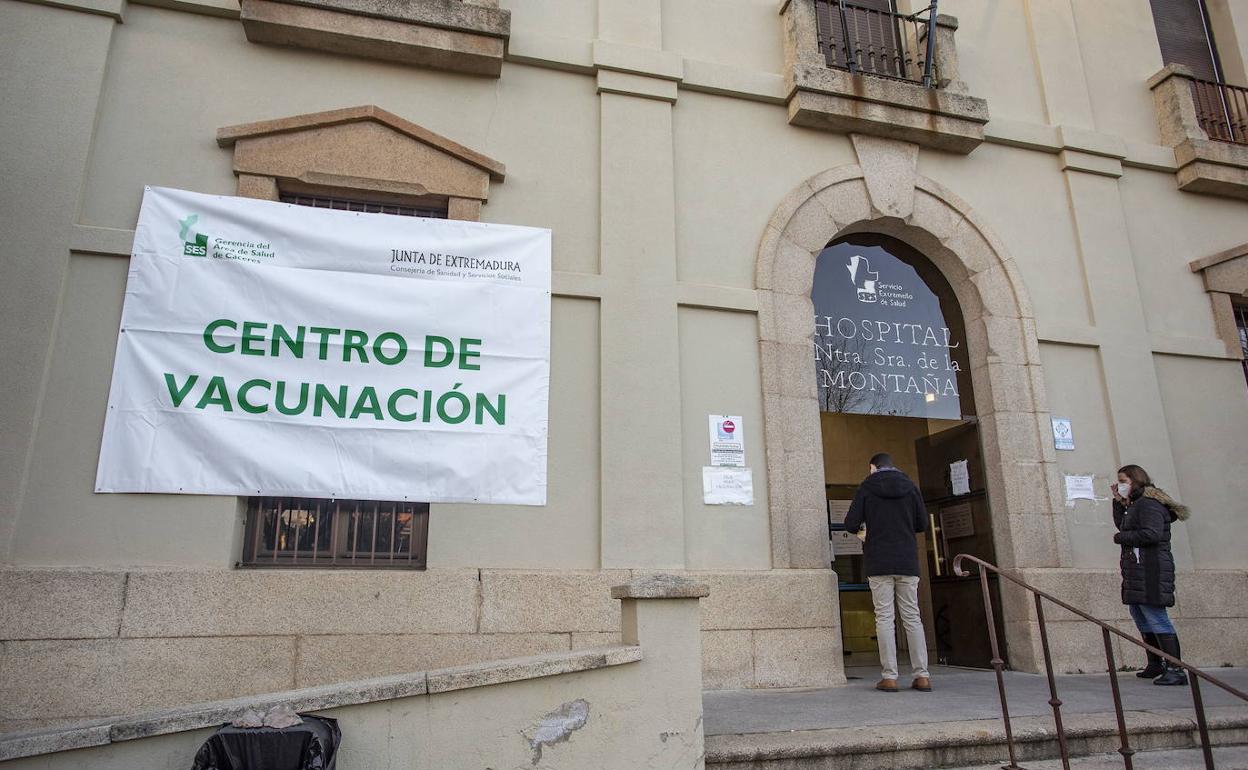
[279, 193, 448, 219]
[241, 498, 429, 569]
[239, 194, 437, 570]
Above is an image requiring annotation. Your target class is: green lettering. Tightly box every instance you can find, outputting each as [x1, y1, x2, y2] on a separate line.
[459, 338, 482, 371]
[271, 324, 305, 358]
[373, 332, 407, 366]
[238, 379, 271, 414]
[313, 383, 348, 418]
[310, 327, 342, 361]
[342, 329, 370, 363]
[275, 381, 309, 415]
[195, 376, 234, 411]
[203, 319, 236, 354]
[164, 373, 199, 407]
[475, 392, 506, 426]
[241, 321, 268, 356]
[350, 386, 384, 420]
[387, 388, 419, 422]
[424, 335, 454, 368]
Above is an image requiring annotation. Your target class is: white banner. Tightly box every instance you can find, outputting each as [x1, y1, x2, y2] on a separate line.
[95, 187, 551, 504]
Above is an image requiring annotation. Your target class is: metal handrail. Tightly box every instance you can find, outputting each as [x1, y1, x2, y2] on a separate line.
[952, 553, 1248, 770]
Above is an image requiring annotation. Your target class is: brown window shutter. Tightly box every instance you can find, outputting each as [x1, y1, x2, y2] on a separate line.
[1148, 0, 1221, 81]
[817, 0, 906, 79]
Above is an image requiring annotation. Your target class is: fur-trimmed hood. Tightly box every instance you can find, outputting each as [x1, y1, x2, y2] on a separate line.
[1143, 486, 1191, 522]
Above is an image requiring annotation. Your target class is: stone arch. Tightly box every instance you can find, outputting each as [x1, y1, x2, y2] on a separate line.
[757, 135, 1070, 578]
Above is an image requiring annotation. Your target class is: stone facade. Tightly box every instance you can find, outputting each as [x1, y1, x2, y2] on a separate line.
[2, 0, 1248, 730]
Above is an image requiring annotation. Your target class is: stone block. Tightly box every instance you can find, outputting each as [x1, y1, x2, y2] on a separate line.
[765, 180, 816, 236]
[0, 637, 296, 719]
[755, 224, 783, 290]
[782, 198, 838, 253]
[612, 574, 709, 599]
[772, 292, 816, 344]
[908, 189, 962, 242]
[812, 178, 872, 231]
[850, 133, 919, 219]
[752, 628, 844, 688]
[120, 569, 480, 637]
[479, 570, 628, 633]
[761, 341, 818, 400]
[694, 570, 837, 631]
[1172, 617, 1248, 667]
[943, 215, 999, 277]
[772, 236, 818, 297]
[701, 630, 754, 690]
[240, 0, 509, 76]
[785, 71, 987, 154]
[571, 631, 621, 649]
[774, 394, 822, 451]
[294, 632, 569, 687]
[974, 361, 1036, 416]
[1004, 514, 1062, 570]
[0, 569, 126, 641]
[967, 264, 1022, 320]
[1175, 570, 1248, 619]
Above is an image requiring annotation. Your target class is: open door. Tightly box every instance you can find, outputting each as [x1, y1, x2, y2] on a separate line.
[914, 420, 1007, 668]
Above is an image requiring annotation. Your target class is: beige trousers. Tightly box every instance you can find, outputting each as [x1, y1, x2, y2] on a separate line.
[868, 574, 930, 681]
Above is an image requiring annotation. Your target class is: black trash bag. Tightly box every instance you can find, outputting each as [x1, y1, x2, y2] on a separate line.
[191, 714, 340, 770]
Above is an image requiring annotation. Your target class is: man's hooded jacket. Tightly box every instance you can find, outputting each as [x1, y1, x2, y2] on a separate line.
[844, 469, 929, 577]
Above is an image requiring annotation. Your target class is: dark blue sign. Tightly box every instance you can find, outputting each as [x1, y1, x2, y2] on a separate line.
[812, 238, 964, 419]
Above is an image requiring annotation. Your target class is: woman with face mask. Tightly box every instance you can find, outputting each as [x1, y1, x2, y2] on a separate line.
[1112, 464, 1191, 685]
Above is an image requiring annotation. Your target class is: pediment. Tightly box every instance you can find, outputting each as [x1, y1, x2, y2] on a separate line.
[217, 105, 504, 202]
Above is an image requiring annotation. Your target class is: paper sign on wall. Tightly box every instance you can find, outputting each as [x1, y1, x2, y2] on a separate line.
[827, 499, 852, 526]
[703, 466, 754, 505]
[95, 186, 552, 504]
[1064, 474, 1097, 502]
[1052, 417, 1075, 451]
[708, 415, 745, 467]
[950, 459, 971, 496]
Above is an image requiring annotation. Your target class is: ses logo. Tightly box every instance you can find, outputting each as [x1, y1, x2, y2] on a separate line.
[178, 214, 209, 257]
[846, 255, 878, 303]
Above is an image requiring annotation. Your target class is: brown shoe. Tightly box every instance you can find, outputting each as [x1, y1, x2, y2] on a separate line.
[912, 676, 932, 692]
[875, 678, 899, 693]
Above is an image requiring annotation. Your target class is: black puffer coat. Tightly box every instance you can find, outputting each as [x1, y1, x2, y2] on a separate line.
[1113, 488, 1182, 607]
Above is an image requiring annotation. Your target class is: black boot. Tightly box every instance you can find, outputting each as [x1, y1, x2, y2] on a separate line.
[1136, 633, 1164, 678]
[1153, 633, 1188, 686]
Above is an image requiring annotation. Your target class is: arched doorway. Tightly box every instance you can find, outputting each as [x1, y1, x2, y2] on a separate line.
[756, 142, 1069, 677]
[815, 232, 1004, 669]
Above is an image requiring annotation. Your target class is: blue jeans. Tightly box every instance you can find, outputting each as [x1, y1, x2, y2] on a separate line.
[1129, 603, 1176, 635]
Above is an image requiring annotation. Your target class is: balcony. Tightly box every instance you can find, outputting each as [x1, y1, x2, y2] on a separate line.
[781, 0, 989, 154]
[1149, 64, 1248, 200]
[239, 0, 510, 76]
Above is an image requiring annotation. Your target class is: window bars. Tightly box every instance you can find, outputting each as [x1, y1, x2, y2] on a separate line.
[241, 497, 430, 569]
[814, 0, 939, 88]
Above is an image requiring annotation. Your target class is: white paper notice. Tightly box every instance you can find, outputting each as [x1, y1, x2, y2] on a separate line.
[703, 466, 754, 505]
[708, 415, 745, 467]
[950, 459, 971, 496]
[1064, 474, 1096, 502]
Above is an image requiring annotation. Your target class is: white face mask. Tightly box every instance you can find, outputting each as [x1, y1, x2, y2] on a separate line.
[1117, 482, 1132, 498]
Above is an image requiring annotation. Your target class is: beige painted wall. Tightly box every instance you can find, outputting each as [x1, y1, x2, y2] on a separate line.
[2, 0, 1247, 584]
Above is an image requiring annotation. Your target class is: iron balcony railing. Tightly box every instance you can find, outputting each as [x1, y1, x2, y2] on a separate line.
[953, 553, 1248, 770]
[814, 0, 939, 88]
[1190, 78, 1248, 145]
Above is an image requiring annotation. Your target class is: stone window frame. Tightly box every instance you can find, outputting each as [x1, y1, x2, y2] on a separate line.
[1189, 242, 1248, 360]
[215, 103, 507, 568]
[216, 104, 506, 222]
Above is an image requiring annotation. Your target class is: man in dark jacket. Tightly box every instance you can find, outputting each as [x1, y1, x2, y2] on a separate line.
[844, 452, 931, 693]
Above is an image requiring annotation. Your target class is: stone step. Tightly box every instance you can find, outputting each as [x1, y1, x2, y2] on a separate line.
[705, 706, 1248, 770]
[949, 745, 1248, 770]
